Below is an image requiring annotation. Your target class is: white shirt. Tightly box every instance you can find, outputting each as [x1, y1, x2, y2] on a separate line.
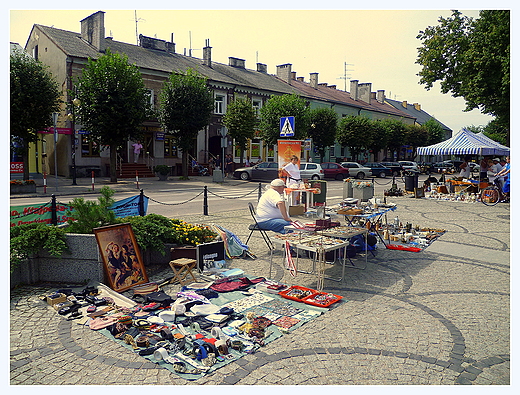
[283, 162, 301, 187]
[255, 188, 285, 223]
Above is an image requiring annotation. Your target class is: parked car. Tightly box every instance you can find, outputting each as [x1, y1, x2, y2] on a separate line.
[469, 162, 480, 173]
[430, 161, 455, 174]
[364, 162, 391, 178]
[233, 161, 323, 181]
[340, 162, 372, 179]
[320, 162, 350, 180]
[398, 160, 420, 173]
[299, 162, 323, 180]
[417, 162, 433, 174]
[379, 161, 403, 176]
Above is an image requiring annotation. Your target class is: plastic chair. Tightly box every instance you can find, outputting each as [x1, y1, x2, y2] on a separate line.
[245, 202, 274, 250]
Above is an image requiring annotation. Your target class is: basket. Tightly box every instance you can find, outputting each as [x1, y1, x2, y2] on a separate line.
[279, 285, 318, 302]
[302, 292, 343, 308]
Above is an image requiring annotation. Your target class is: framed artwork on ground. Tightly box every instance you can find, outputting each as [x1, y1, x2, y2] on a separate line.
[94, 223, 148, 293]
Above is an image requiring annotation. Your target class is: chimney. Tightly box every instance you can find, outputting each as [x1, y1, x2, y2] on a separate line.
[203, 39, 211, 67]
[318, 83, 328, 87]
[297, 76, 304, 82]
[402, 100, 408, 108]
[257, 63, 267, 73]
[80, 11, 106, 52]
[358, 83, 372, 104]
[371, 92, 377, 100]
[350, 80, 359, 100]
[140, 34, 175, 53]
[376, 90, 385, 103]
[329, 85, 336, 89]
[413, 103, 421, 111]
[309, 72, 318, 88]
[229, 57, 245, 68]
[276, 64, 292, 84]
[167, 33, 176, 53]
[291, 71, 297, 80]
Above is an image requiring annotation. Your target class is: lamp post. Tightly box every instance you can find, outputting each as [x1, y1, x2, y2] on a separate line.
[71, 97, 81, 185]
[52, 112, 59, 191]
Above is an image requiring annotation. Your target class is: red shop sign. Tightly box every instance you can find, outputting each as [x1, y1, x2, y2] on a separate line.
[10, 162, 24, 173]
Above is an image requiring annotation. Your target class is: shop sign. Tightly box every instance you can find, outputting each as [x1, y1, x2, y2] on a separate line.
[155, 132, 165, 141]
[10, 162, 24, 173]
[10, 203, 74, 227]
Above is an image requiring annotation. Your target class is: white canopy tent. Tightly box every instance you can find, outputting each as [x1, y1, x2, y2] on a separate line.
[417, 128, 510, 156]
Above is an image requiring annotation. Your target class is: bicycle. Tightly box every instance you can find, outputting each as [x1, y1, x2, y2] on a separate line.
[480, 179, 508, 206]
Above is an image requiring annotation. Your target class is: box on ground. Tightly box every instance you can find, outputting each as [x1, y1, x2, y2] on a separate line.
[289, 205, 306, 216]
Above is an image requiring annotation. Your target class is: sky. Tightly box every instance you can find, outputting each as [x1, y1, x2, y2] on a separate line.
[6, 2, 513, 134]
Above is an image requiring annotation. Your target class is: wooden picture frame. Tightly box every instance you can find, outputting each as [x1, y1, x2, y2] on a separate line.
[94, 223, 148, 293]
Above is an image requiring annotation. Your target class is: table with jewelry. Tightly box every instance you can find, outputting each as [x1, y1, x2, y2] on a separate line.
[269, 225, 368, 290]
[339, 204, 397, 246]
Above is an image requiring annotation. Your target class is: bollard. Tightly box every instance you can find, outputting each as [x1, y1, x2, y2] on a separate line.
[258, 183, 262, 201]
[91, 171, 95, 191]
[138, 189, 145, 216]
[203, 185, 208, 215]
[51, 194, 57, 226]
[43, 172, 47, 194]
[136, 170, 139, 189]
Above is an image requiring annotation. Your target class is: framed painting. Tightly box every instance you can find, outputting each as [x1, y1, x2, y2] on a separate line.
[94, 223, 148, 293]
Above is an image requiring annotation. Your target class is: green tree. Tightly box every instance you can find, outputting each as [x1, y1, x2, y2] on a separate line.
[259, 94, 310, 145]
[367, 119, 389, 161]
[336, 116, 372, 161]
[405, 124, 429, 159]
[159, 68, 214, 178]
[379, 118, 407, 160]
[423, 117, 446, 145]
[416, 10, 510, 136]
[222, 97, 257, 166]
[308, 107, 338, 162]
[10, 50, 62, 180]
[75, 49, 152, 182]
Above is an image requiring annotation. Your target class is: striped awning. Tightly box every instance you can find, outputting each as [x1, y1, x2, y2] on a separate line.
[417, 128, 510, 156]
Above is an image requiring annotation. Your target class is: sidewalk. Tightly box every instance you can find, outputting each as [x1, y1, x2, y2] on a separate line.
[9, 181, 511, 386]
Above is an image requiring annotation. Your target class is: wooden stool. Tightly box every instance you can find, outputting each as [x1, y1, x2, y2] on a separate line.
[169, 258, 197, 285]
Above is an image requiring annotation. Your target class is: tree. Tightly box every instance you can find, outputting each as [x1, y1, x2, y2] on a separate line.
[379, 118, 407, 160]
[423, 118, 446, 145]
[416, 10, 510, 137]
[10, 50, 61, 180]
[367, 119, 389, 161]
[258, 94, 310, 145]
[404, 124, 429, 159]
[308, 107, 338, 162]
[336, 116, 372, 161]
[222, 97, 257, 166]
[159, 68, 214, 178]
[75, 49, 151, 182]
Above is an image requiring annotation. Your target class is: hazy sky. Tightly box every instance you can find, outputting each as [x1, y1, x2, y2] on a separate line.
[8, 2, 510, 133]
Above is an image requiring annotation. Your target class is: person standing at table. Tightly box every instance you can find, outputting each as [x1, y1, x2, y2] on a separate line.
[495, 156, 510, 199]
[282, 155, 301, 188]
[479, 156, 490, 179]
[459, 156, 471, 178]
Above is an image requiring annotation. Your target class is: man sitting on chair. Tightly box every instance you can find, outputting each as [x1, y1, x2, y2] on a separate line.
[255, 179, 294, 233]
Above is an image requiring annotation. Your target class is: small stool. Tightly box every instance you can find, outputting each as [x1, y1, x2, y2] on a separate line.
[169, 258, 197, 285]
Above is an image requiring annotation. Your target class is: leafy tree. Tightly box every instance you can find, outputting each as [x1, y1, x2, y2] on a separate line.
[259, 94, 310, 145]
[222, 97, 257, 166]
[379, 118, 407, 160]
[159, 68, 214, 178]
[404, 124, 429, 159]
[74, 49, 152, 182]
[416, 10, 510, 136]
[423, 117, 446, 145]
[308, 107, 338, 162]
[336, 116, 372, 161]
[10, 50, 61, 180]
[367, 119, 389, 161]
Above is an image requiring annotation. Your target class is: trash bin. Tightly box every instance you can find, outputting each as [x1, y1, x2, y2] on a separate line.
[310, 180, 327, 204]
[343, 179, 353, 198]
[404, 171, 419, 192]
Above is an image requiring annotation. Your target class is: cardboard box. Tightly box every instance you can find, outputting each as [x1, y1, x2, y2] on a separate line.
[46, 293, 66, 306]
[289, 205, 306, 216]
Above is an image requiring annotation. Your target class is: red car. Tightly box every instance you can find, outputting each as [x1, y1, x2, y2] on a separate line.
[320, 162, 350, 180]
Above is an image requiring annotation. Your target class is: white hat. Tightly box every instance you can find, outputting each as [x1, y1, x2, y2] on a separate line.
[270, 179, 285, 187]
[493, 158, 500, 162]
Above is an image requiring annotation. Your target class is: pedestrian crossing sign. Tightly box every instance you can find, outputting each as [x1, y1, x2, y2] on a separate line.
[280, 116, 295, 137]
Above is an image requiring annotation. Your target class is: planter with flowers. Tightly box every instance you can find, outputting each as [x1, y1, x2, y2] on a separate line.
[10, 179, 36, 194]
[352, 181, 374, 201]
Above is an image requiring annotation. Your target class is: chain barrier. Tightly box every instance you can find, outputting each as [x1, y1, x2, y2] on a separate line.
[145, 189, 204, 206]
[206, 187, 258, 199]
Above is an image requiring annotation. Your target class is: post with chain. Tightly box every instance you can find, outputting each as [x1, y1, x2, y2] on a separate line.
[51, 194, 58, 226]
[139, 189, 145, 216]
[203, 185, 209, 215]
[258, 183, 262, 201]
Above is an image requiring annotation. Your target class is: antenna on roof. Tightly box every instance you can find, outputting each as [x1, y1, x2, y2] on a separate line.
[337, 61, 354, 91]
[134, 11, 146, 45]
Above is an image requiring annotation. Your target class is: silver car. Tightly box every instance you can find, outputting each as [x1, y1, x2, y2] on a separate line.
[233, 161, 323, 181]
[340, 162, 372, 179]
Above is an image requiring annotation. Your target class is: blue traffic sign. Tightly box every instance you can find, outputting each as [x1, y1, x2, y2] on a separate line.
[280, 116, 295, 137]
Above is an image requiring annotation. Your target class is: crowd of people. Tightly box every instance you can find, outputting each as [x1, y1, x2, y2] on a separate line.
[458, 155, 510, 199]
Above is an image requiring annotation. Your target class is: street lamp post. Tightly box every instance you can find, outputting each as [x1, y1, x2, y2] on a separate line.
[52, 112, 59, 191]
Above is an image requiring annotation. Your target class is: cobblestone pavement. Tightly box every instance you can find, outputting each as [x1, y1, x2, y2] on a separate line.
[10, 178, 511, 387]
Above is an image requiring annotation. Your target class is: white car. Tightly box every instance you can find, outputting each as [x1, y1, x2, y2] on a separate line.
[398, 161, 420, 172]
[340, 162, 372, 179]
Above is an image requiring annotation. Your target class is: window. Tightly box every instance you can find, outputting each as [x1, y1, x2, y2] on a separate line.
[252, 99, 261, 115]
[146, 89, 154, 108]
[164, 136, 178, 158]
[215, 94, 225, 114]
[80, 135, 100, 157]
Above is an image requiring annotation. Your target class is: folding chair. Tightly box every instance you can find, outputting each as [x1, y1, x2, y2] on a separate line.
[245, 202, 274, 250]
